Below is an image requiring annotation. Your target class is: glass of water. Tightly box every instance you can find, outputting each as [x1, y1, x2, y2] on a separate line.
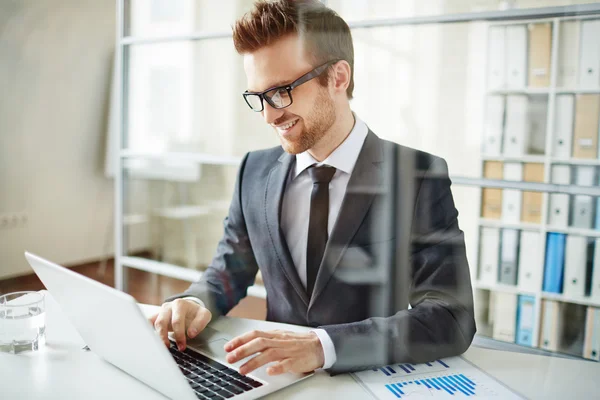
[0, 291, 46, 353]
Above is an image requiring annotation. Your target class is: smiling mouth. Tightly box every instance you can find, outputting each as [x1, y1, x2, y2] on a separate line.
[275, 119, 299, 132]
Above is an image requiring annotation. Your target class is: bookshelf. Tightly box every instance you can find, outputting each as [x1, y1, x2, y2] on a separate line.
[475, 14, 600, 360]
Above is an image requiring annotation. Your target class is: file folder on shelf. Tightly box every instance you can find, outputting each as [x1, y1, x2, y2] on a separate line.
[488, 26, 506, 90]
[518, 231, 543, 293]
[539, 299, 565, 352]
[503, 96, 529, 156]
[551, 95, 575, 159]
[547, 165, 571, 227]
[583, 307, 600, 361]
[521, 163, 544, 223]
[502, 163, 523, 223]
[479, 227, 501, 286]
[483, 96, 504, 156]
[505, 25, 528, 89]
[528, 23, 552, 88]
[557, 20, 580, 88]
[516, 294, 536, 346]
[526, 95, 548, 155]
[578, 20, 600, 87]
[571, 166, 595, 229]
[572, 94, 600, 159]
[492, 292, 518, 343]
[563, 235, 589, 298]
[543, 233, 566, 293]
[481, 161, 503, 219]
[499, 229, 519, 285]
[591, 239, 600, 302]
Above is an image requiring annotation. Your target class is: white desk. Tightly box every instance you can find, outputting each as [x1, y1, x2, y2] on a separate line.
[1, 291, 598, 399]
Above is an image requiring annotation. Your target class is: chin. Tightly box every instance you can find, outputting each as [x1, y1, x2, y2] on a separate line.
[280, 138, 307, 155]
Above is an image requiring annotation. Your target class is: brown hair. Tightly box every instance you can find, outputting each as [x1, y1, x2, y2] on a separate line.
[232, 0, 354, 99]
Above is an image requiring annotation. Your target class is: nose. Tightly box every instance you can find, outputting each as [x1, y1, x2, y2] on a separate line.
[261, 102, 284, 126]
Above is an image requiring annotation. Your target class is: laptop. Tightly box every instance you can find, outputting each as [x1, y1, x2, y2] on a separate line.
[24, 252, 314, 400]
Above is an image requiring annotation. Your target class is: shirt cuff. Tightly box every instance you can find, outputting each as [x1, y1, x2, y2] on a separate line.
[182, 296, 206, 309]
[311, 328, 337, 369]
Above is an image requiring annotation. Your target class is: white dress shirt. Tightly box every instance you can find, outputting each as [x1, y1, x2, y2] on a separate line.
[280, 113, 368, 369]
[186, 113, 369, 370]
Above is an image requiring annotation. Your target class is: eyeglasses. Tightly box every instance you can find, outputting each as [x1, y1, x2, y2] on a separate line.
[243, 60, 339, 112]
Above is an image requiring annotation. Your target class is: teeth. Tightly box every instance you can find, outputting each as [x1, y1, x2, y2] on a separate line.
[278, 119, 298, 130]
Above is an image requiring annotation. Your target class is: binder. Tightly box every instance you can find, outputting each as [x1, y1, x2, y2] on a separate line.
[492, 292, 517, 343]
[502, 163, 523, 223]
[557, 20, 580, 88]
[539, 299, 565, 352]
[488, 26, 506, 90]
[516, 294, 536, 346]
[518, 231, 543, 293]
[505, 25, 528, 88]
[571, 166, 595, 229]
[526, 95, 548, 155]
[521, 163, 544, 223]
[483, 96, 504, 156]
[528, 23, 552, 87]
[578, 20, 600, 87]
[583, 307, 600, 361]
[572, 94, 600, 159]
[551, 95, 575, 159]
[543, 232, 566, 293]
[591, 239, 600, 302]
[548, 165, 570, 227]
[499, 229, 519, 285]
[563, 235, 588, 298]
[479, 227, 500, 285]
[503, 96, 529, 156]
[481, 161, 503, 219]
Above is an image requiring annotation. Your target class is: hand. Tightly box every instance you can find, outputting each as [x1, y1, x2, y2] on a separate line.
[148, 299, 212, 351]
[224, 330, 324, 376]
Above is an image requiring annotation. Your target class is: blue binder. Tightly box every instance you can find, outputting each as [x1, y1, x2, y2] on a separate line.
[516, 295, 536, 346]
[543, 233, 566, 293]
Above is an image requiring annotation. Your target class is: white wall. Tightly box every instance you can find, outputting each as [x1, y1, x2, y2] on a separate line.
[0, 0, 129, 279]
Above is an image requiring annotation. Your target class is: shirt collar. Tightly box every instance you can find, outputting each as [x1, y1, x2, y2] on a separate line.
[293, 113, 369, 179]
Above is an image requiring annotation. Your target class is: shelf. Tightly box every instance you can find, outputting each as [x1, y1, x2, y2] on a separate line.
[478, 219, 541, 231]
[550, 158, 600, 166]
[475, 281, 536, 296]
[487, 87, 550, 95]
[541, 292, 600, 308]
[545, 226, 600, 238]
[555, 88, 600, 94]
[121, 256, 267, 299]
[481, 155, 547, 163]
[120, 150, 241, 166]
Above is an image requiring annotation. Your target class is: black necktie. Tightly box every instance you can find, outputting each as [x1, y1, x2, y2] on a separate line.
[306, 165, 336, 297]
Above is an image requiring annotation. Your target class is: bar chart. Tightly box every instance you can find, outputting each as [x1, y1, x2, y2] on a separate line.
[352, 356, 524, 399]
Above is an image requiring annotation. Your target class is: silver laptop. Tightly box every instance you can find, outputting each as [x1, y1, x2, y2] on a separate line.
[25, 252, 313, 400]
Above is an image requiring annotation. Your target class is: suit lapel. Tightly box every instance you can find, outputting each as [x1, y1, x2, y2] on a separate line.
[309, 131, 384, 308]
[264, 151, 310, 306]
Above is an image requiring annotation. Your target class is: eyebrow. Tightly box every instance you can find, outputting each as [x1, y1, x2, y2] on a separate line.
[248, 78, 293, 93]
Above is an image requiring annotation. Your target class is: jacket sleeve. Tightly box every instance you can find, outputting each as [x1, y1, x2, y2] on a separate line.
[164, 152, 259, 318]
[320, 157, 477, 374]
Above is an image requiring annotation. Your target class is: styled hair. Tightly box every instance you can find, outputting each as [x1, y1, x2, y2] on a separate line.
[232, 0, 354, 99]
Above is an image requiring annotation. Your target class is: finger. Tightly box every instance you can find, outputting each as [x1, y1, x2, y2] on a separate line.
[225, 330, 277, 352]
[266, 358, 293, 376]
[226, 337, 285, 364]
[188, 307, 211, 338]
[239, 348, 282, 375]
[171, 302, 187, 350]
[148, 312, 159, 326]
[154, 307, 172, 347]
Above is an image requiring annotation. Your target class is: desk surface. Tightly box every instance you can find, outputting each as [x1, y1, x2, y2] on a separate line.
[1, 291, 598, 400]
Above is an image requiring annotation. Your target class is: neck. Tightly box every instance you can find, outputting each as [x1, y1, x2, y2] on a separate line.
[308, 107, 355, 162]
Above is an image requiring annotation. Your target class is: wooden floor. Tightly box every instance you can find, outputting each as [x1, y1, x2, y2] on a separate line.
[0, 257, 267, 320]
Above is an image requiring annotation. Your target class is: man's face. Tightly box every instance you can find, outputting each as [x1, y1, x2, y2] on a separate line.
[243, 34, 336, 154]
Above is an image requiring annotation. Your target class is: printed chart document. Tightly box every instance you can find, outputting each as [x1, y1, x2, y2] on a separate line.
[351, 356, 524, 399]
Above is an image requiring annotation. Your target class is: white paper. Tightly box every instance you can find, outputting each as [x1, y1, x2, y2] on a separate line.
[351, 356, 524, 399]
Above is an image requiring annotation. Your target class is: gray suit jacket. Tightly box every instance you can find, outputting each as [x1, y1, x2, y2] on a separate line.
[167, 130, 476, 374]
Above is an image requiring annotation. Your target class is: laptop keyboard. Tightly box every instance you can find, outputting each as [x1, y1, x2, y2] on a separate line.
[168, 340, 263, 399]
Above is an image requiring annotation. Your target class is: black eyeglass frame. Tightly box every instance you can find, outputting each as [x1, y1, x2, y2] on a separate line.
[242, 59, 340, 112]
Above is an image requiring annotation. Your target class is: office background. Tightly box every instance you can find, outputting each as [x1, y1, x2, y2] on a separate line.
[1, 0, 600, 363]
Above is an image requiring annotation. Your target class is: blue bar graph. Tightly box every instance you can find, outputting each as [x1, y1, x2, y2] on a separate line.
[387, 366, 396, 374]
[438, 360, 450, 368]
[399, 365, 411, 374]
[382, 374, 478, 398]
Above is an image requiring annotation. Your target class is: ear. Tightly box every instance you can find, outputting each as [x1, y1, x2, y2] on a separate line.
[329, 60, 351, 97]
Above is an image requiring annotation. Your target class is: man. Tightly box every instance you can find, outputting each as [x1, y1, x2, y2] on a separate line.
[150, 0, 476, 376]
